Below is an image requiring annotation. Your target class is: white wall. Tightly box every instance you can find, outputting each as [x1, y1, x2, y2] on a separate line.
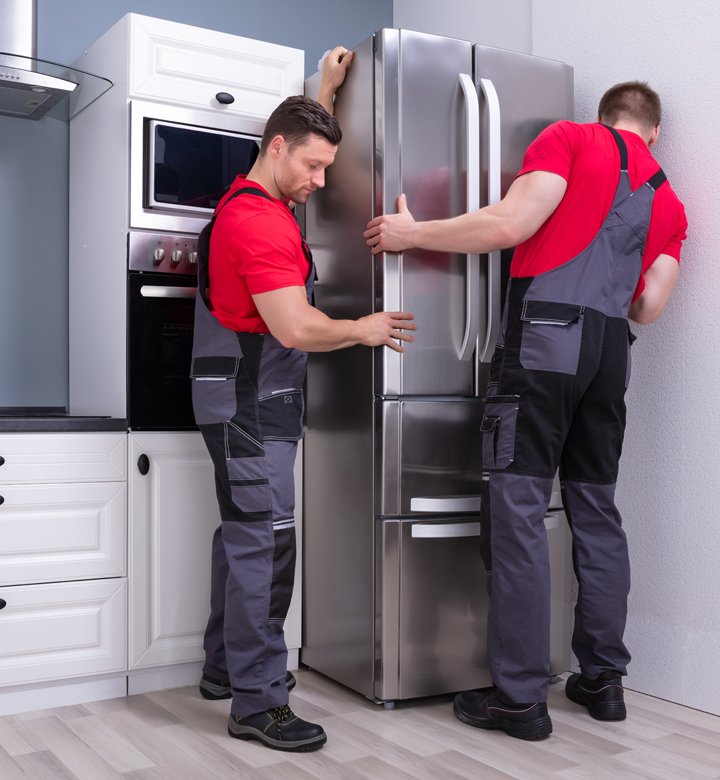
[533, 1, 720, 715]
[394, 0, 531, 52]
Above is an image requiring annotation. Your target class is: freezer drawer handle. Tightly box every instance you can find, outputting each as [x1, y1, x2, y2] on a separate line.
[458, 73, 481, 362]
[477, 77, 502, 364]
[140, 285, 197, 299]
[410, 495, 482, 513]
[411, 521, 481, 539]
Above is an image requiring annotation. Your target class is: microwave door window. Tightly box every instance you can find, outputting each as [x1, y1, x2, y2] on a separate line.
[151, 123, 260, 210]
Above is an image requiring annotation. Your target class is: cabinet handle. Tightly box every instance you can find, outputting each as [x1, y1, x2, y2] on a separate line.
[0, 455, 4, 466]
[0, 495, 4, 506]
[215, 91, 235, 105]
[0, 599, 6, 610]
[137, 454, 150, 475]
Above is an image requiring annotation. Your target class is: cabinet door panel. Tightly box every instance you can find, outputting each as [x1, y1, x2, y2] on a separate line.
[0, 433, 126, 484]
[0, 579, 126, 686]
[128, 15, 303, 114]
[0, 482, 126, 585]
[129, 432, 219, 668]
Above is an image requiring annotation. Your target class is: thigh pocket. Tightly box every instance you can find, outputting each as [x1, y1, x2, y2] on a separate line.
[520, 300, 584, 375]
[258, 389, 304, 441]
[226, 423, 272, 515]
[191, 356, 242, 425]
[480, 395, 519, 470]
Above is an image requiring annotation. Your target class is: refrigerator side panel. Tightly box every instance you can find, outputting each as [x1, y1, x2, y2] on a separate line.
[301, 36, 377, 698]
[376, 30, 476, 396]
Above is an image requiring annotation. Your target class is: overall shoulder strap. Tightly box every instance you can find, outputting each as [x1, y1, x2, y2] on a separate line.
[603, 124, 628, 171]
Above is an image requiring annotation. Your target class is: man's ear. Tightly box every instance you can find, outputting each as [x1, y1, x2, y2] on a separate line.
[648, 125, 660, 147]
[268, 134, 285, 158]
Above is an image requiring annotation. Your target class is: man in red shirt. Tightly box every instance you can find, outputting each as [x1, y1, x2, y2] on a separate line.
[365, 81, 687, 740]
[191, 47, 416, 753]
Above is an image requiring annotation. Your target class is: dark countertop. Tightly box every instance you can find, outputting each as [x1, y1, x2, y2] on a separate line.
[0, 411, 127, 433]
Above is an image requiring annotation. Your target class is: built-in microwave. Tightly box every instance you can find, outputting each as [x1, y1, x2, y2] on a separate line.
[130, 100, 265, 235]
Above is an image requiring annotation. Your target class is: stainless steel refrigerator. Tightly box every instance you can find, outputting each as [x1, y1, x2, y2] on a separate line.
[302, 29, 574, 704]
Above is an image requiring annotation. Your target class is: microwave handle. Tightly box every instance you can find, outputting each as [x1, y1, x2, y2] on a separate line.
[140, 285, 197, 299]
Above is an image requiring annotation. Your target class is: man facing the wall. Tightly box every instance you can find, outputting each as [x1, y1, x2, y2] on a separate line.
[364, 81, 687, 740]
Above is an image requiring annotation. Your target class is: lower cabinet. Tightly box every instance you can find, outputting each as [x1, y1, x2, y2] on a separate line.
[128, 432, 303, 670]
[0, 432, 128, 690]
[0, 579, 127, 686]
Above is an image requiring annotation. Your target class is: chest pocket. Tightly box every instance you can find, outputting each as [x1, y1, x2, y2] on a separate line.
[519, 300, 584, 375]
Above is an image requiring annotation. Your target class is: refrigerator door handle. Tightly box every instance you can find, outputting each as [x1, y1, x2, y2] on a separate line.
[411, 521, 482, 539]
[477, 76, 502, 364]
[410, 494, 482, 513]
[457, 73, 481, 362]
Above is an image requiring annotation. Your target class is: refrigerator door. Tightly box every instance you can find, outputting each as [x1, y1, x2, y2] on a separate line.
[474, 45, 574, 366]
[375, 29, 479, 397]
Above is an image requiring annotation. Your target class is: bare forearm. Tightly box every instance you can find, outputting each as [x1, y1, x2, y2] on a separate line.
[628, 254, 679, 324]
[278, 307, 369, 351]
[411, 208, 522, 254]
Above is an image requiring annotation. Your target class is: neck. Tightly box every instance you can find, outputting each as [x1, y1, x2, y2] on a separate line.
[607, 120, 655, 147]
[245, 159, 281, 199]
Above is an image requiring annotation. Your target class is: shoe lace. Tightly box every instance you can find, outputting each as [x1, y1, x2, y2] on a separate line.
[268, 704, 293, 723]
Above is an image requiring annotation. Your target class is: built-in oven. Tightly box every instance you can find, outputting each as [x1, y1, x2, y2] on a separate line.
[126, 102, 264, 430]
[127, 231, 199, 430]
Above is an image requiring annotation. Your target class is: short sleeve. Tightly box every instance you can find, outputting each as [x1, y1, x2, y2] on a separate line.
[516, 120, 578, 181]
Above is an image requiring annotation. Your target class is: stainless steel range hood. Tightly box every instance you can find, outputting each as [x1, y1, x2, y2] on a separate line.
[0, 0, 111, 120]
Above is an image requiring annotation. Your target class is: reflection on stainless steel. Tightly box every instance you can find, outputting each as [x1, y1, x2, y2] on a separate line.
[302, 29, 574, 704]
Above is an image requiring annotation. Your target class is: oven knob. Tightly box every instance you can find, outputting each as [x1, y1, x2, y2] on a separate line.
[152, 247, 165, 265]
[188, 251, 198, 265]
[170, 249, 183, 265]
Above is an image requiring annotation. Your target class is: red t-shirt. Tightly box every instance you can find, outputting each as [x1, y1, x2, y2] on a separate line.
[510, 121, 687, 300]
[208, 175, 310, 333]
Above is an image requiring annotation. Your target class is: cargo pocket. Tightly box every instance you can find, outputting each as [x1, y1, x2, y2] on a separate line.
[226, 422, 272, 516]
[519, 300, 584, 375]
[258, 388, 304, 441]
[625, 326, 637, 389]
[480, 395, 519, 470]
[191, 356, 242, 425]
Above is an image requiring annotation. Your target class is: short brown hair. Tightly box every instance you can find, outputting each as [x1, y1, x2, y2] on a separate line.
[259, 95, 342, 155]
[598, 81, 662, 131]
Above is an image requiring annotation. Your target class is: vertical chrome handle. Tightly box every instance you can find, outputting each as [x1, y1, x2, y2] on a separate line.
[458, 73, 481, 362]
[477, 77, 502, 364]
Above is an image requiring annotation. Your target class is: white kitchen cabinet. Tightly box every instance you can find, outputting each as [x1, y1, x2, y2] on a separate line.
[0, 579, 127, 687]
[127, 14, 304, 116]
[128, 431, 302, 671]
[0, 432, 128, 690]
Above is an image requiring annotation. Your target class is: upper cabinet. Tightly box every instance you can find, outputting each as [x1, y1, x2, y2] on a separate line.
[128, 15, 304, 116]
[73, 13, 304, 117]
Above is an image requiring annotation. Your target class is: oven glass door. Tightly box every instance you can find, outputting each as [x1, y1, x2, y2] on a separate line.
[127, 271, 197, 430]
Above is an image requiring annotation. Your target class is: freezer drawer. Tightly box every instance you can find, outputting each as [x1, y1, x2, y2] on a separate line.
[377, 516, 491, 701]
[378, 399, 485, 517]
[376, 510, 572, 702]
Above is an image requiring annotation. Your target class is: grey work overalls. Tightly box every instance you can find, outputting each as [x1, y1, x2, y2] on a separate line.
[481, 127, 667, 703]
[190, 187, 313, 717]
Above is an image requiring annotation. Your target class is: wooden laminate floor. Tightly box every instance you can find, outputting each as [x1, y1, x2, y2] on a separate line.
[1, 670, 719, 779]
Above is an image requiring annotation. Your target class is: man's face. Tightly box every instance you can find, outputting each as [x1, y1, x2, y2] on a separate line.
[271, 133, 338, 204]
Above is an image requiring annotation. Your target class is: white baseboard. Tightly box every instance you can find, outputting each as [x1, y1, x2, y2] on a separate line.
[0, 674, 127, 717]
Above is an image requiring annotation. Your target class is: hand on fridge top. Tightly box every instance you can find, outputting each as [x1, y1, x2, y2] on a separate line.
[364, 194, 418, 254]
[316, 46, 354, 114]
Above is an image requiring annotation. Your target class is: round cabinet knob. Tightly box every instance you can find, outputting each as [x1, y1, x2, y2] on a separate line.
[0, 598, 6, 610]
[0, 455, 4, 466]
[152, 247, 165, 265]
[170, 249, 183, 265]
[188, 251, 198, 265]
[215, 91, 235, 105]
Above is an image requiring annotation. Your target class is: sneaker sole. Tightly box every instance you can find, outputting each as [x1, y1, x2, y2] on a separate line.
[200, 673, 296, 701]
[453, 699, 552, 741]
[227, 722, 326, 752]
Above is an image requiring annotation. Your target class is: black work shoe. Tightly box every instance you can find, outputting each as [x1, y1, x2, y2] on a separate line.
[453, 687, 552, 741]
[199, 671, 296, 700]
[228, 705, 326, 752]
[565, 671, 627, 721]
